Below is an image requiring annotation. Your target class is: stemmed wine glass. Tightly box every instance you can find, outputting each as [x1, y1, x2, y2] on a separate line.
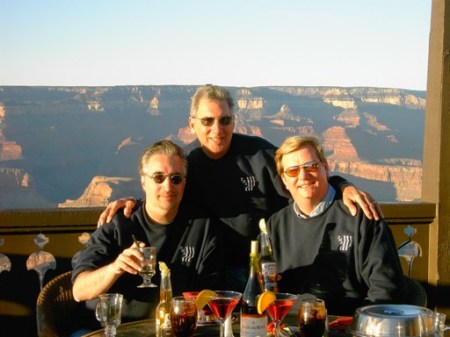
[264, 293, 298, 337]
[137, 246, 157, 288]
[206, 290, 242, 337]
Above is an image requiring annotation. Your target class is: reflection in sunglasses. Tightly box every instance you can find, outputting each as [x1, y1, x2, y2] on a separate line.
[192, 115, 234, 127]
[284, 161, 320, 177]
[147, 173, 184, 185]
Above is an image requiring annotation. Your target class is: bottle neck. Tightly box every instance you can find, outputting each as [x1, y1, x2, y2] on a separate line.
[260, 233, 274, 259]
[160, 274, 172, 302]
[249, 253, 257, 275]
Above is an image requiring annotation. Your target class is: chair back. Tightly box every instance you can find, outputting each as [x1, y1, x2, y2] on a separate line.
[403, 275, 427, 307]
[36, 271, 79, 337]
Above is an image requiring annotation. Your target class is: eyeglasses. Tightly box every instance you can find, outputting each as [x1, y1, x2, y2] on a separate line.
[146, 173, 184, 185]
[284, 161, 320, 177]
[191, 115, 234, 127]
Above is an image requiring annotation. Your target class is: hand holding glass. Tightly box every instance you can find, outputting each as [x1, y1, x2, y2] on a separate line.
[95, 293, 123, 337]
[137, 246, 157, 288]
[171, 296, 198, 337]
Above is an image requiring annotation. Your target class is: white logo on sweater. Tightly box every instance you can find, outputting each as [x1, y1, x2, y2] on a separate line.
[181, 246, 195, 263]
[337, 235, 352, 251]
[240, 176, 256, 192]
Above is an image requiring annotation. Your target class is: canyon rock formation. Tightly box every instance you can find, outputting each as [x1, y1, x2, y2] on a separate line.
[0, 85, 425, 208]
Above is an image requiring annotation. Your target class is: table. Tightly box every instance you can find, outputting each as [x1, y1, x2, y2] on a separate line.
[81, 318, 222, 337]
[81, 315, 349, 337]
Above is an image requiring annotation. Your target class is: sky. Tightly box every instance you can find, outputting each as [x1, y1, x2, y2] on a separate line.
[0, 0, 431, 90]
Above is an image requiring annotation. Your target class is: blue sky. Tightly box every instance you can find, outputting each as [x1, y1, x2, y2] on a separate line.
[0, 0, 431, 90]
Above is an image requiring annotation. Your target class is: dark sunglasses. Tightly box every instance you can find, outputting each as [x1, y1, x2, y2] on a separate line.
[284, 161, 320, 177]
[148, 173, 184, 185]
[192, 115, 234, 127]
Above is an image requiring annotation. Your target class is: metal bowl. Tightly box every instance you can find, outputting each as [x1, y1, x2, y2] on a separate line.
[348, 304, 436, 337]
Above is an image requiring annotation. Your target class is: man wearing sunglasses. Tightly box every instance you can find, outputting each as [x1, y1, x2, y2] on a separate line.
[266, 136, 404, 315]
[97, 84, 381, 291]
[71, 140, 223, 334]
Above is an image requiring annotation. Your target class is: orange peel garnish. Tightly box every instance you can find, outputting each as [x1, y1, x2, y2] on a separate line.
[195, 289, 217, 310]
[257, 290, 276, 314]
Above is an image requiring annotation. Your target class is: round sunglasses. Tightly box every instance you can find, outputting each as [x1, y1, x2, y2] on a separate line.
[146, 173, 184, 185]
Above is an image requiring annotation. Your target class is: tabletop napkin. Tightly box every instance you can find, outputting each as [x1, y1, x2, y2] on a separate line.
[328, 316, 353, 331]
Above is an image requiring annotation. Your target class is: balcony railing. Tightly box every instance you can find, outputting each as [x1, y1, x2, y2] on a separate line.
[0, 202, 437, 336]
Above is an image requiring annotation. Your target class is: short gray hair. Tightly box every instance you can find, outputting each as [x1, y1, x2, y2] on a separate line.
[190, 84, 234, 117]
[138, 140, 187, 176]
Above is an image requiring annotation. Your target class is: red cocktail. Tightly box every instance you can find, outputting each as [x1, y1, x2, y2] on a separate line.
[265, 293, 298, 337]
[206, 291, 242, 337]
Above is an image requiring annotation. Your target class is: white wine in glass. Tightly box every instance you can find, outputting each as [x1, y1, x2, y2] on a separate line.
[137, 246, 157, 288]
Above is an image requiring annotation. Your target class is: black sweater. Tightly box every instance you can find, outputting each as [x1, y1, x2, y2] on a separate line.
[267, 196, 405, 316]
[72, 203, 223, 328]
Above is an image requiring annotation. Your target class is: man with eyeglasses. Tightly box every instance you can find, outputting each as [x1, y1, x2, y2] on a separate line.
[97, 84, 381, 291]
[71, 140, 223, 334]
[266, 136, 404, 315]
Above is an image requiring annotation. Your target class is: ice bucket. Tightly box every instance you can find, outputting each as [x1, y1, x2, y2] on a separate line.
[347, 304, 436, 337]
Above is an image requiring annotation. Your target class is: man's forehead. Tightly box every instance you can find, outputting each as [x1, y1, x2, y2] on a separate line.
[144, 155, 183, 170]
[283, 146, 319, 163]
[197, 98, 230, 114]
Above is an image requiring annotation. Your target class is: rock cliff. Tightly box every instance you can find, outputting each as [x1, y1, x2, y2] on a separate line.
[0, 85, 425, 208]
[58, 176, 143, 208]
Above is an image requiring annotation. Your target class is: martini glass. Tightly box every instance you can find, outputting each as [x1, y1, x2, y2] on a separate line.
[206, 290, 242, 337]
[265, 293, 298, 337]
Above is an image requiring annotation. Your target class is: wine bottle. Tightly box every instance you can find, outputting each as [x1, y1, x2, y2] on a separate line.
[259, 218, 278, 292]
[240, 240, 268, 337]
[156, 261, 173, 337]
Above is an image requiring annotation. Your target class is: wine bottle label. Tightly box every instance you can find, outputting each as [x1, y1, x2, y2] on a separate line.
[261, 262, 277, 291]
[240, 314, 268, 337]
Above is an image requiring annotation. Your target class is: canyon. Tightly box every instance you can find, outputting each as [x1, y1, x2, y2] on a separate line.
[0, 85, 425, 209]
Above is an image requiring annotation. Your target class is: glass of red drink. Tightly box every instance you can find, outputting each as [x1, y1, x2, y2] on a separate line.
[171, 296, 197, 337]
[182, 291, 217, 325]
[264, 293, 298, 337]
[298, 298, 327, 337]
[207, 290, 242, 337]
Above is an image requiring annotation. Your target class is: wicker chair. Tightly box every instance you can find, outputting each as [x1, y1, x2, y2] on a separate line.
[36, 271, 79, 337]
[403, 275, 427, 307]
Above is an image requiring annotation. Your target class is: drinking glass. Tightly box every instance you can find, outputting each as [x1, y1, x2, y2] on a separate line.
[206, 290, 242, 337]
[137, 246, 157, 288]
[264, 292, 298, 337]
[183, 291, 217, 325]
[171, 296, 198, 337]
[433, 312, 449, 337]
[298, 298, 327, 337]
[95, 293, 123, 337]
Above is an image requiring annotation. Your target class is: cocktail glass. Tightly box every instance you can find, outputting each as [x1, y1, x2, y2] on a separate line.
[206, 290, 242, 337]
[265, 293, 298, 337]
